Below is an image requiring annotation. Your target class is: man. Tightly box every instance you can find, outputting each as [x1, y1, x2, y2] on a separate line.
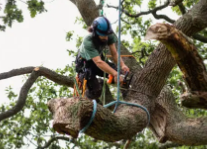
[76, 16, 130, 99]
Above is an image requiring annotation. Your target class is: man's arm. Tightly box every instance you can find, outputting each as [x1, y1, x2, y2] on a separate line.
[92, 56, 117, 76]
[109, 43, 130, 73]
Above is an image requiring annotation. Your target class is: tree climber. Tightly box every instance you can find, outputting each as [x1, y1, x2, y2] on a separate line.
[75, 16, 130, 100]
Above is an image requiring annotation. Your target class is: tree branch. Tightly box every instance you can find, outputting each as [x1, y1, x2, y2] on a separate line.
[0, 67, 35, 80]
[0, 69, 39, 121]
[152, 86, 207, 145]
[193, 33, 207, 43]
[38, 136, 70, 149]
[169, 0, 184, 7]
[146, 23, 207, 92]
[107, 0, 175, 23]
[152, 12, 175, 23]
[0, 67, 74, 87]
[0, 67, 74, 121]
[48, 97, 149, 142]
[181, 91, 207, 109]
[178, 3, 186, 14]
[158, 142, 181, 149]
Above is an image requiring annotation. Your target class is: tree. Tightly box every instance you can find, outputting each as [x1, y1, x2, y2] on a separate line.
[1, 0, 207, 148]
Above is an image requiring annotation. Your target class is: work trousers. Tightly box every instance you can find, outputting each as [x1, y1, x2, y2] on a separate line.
[85, 60, 116, 99]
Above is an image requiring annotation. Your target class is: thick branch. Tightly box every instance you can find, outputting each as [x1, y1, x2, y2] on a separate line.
[146, 23, 207, 92]
[134, 0, 207, 98]
[48, 97, 149, 142]
[151, 86, 207, 145]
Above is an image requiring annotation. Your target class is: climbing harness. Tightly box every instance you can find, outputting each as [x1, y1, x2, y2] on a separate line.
[73, 60, 88, 98]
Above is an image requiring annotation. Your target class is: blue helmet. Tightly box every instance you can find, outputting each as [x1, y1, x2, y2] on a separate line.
[92, 17, 113, 36]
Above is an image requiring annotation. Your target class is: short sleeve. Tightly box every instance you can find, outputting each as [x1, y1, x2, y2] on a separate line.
[108, 34, 117, 45]
[80, 35, 100, 60]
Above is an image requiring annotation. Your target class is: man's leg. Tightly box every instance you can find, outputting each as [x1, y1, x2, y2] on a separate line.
[85, 73, 102, 100]
[85, 60, 116, 99]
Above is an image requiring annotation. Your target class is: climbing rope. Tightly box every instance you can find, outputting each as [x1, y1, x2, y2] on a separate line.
[99, 0, 104, 16]
[113, 0, 122, 113]
[80, 100, 97, 133]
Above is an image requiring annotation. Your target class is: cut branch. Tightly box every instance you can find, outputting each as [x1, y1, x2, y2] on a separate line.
[48, 97, 149, 142]
[145, 23, 207, 92]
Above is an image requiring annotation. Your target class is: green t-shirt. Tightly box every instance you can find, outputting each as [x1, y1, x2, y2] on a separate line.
[79, 33, 117, 60]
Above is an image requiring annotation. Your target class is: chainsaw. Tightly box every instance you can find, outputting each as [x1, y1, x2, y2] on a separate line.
[107, 71, 133, 97]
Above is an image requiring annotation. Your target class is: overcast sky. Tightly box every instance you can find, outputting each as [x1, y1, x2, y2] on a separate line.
[0, 0, 86, 103]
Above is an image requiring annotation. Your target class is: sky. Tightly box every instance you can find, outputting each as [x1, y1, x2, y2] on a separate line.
[0, 0, 179, 148]
[0, 0, 85, 103]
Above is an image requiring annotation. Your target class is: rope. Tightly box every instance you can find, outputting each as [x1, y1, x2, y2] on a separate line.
[113, 0, 122, 113]
[99, 0, 104, 16]
[104, 101, 150, 127]
[80, 100, 97, 133]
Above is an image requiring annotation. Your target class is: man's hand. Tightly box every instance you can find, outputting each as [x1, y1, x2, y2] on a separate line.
[121, 64, 130, 73]
[113, 73, 124, 83]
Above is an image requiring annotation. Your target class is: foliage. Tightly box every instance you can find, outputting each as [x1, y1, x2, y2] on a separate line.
[3, 0, 23, 27]
[27, 0, 46, 18]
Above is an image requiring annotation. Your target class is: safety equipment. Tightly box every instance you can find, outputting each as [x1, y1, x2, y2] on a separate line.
[92, 17, 113, 36]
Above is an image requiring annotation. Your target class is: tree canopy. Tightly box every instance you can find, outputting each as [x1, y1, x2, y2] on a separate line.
[1, 0, 207, 149]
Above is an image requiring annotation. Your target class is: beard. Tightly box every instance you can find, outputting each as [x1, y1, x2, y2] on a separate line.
[93, 33, 108, 47]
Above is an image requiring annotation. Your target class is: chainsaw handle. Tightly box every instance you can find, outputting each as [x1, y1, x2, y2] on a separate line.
[107, 74, 113, 84]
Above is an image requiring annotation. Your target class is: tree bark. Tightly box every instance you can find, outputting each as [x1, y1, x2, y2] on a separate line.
[152, 87, 207, 145]
[48, 97, 148, 142]
[145, 23, 207, 109]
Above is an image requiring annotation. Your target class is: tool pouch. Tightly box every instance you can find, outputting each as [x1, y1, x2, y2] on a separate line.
[75, 53, 85, 73]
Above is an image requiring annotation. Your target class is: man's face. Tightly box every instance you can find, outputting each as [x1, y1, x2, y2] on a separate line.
[98, 35, 108, 44]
